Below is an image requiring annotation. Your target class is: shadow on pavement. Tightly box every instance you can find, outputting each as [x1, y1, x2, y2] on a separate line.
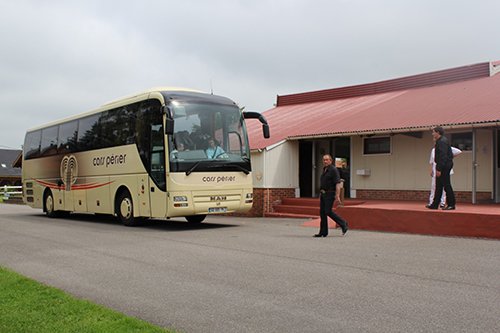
[31, 212, 238, 231]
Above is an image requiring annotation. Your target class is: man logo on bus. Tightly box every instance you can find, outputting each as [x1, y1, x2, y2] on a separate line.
[210, 196, 227, 201]
[60, 155, 78, 191]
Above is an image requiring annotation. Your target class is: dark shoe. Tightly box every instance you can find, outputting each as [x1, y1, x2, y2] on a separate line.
[342, 222, 349, 236]
[426, 204, 438, 209]
[443, 206, 455, 210]
[313, 234, 327, 237]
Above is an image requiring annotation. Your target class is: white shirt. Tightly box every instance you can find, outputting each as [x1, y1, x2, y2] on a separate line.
[206, 146, 225, 159]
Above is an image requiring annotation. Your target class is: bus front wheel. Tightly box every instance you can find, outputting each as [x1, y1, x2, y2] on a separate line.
[116, 191, 138, 227]
[185, 215, 206, 224]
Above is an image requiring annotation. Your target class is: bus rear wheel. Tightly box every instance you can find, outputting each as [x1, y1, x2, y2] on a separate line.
[185, 215, 206, 224]
[44, 190, 57, 218]
[116, 190, 139, 227]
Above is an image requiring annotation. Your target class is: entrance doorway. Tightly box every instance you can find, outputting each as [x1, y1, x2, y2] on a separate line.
[495, 130, 500, 203]
[298, 137, 351, 198]
[299, 141, 313, 197]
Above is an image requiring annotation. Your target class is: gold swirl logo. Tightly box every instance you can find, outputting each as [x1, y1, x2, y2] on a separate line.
[60, 155, 78, 191]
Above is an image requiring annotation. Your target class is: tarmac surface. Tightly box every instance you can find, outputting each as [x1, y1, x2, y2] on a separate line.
[1, 203, 499, 332]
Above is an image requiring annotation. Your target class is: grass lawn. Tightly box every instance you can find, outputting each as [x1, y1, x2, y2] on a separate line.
[0, 266, 176, 333]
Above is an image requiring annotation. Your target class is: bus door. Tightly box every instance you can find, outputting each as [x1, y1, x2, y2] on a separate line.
[148, 124, 167, 217]
[136, 100, 167, 218]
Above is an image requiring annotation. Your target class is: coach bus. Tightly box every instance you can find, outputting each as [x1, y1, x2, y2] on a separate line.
[22, 88, 269, 226]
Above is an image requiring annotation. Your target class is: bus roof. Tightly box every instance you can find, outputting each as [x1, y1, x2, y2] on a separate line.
[26, 87, 207, 132]
[101, 87, 204, 107]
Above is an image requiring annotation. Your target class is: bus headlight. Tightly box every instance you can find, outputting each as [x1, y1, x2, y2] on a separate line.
[173, 195, 189, 208]
[245, 193, 253, 204]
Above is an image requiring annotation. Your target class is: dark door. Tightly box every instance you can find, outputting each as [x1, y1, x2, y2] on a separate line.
[299, 141, 313, 197]
[496, 130, 500, 202]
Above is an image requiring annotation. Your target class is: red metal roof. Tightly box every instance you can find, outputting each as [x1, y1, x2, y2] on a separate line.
[248, 61, 500, 150]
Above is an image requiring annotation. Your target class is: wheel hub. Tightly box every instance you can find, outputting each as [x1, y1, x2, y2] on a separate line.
[120, 198, 132, 219]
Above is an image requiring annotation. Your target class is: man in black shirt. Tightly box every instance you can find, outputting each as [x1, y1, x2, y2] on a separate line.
[315, 154, 349, 237]
[426, 126, 456, 210]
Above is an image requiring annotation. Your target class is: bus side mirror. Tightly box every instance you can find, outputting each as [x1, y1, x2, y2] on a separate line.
[262, 123, 270, 139]
[162, 105, 174, 135]
[243, 111, 270, 139]
[165, 118, 174, 135]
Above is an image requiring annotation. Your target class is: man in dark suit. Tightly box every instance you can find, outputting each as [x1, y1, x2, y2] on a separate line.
[426, 126, 456, 210]
[315, 154, 349, 237]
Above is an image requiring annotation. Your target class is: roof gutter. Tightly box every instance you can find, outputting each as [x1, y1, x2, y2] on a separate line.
[287, 121, 500, 140]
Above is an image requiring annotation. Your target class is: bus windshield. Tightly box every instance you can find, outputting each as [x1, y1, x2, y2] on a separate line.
[168, 100, 251, 174]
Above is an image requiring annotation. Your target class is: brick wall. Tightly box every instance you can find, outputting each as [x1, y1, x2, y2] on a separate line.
[356, 189, 492, 203]
[246, 188, 296, 217]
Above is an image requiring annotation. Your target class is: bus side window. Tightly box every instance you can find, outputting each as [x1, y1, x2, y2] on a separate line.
[136, 102, 152, 171]
[58, 120, 78, 154]
[99, 110, 116, 148]
[99, 105, 137, 148]
[120, 104, 138, 145]
[77, 114, 99, 151]
[24, 130, 41, 159]
[40, 126, 59, 157]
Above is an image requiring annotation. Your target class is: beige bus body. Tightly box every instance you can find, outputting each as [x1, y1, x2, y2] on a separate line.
[22, 88, 259, 225]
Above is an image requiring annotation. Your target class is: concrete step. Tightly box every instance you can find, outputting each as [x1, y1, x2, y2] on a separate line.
[273, 198, 366, 218]
[281, 198, 319, 207]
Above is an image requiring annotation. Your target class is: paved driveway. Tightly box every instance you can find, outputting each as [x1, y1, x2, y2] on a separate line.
[1, 204, 499, 332]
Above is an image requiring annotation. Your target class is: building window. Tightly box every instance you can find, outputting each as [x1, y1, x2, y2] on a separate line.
[450, 132, 472, 151]
[363, 136, 391, 155]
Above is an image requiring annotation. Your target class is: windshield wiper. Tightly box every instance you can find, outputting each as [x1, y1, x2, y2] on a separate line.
[186, 161, 202, 176]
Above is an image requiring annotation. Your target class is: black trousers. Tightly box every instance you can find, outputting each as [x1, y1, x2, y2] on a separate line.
[319, 192, 347, 235]
[432, 166, 455, 207]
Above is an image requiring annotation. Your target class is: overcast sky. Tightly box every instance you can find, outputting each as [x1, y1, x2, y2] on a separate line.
[1, 0, 499, 149]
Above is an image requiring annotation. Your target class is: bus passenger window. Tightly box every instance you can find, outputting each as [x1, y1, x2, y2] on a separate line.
[77, 115, 100, 151]
[40, 126, 59, 156]
[24, 131, 41, 159]
[58, 120, 78, 154]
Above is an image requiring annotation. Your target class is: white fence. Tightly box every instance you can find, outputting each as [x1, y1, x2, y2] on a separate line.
[0, 185, 23, 202]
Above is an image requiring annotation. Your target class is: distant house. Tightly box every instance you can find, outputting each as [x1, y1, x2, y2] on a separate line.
[0, 149, 22, 186]
[247, 61, 500, 216]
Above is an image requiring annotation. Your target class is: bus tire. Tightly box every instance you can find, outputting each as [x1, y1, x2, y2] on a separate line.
[185, 215, 206, 224]
[44, 190, 58, 218]
[116, 190, 138, 226]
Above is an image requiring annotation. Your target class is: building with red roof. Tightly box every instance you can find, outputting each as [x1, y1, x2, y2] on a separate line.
[246, 61, 500, 216]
